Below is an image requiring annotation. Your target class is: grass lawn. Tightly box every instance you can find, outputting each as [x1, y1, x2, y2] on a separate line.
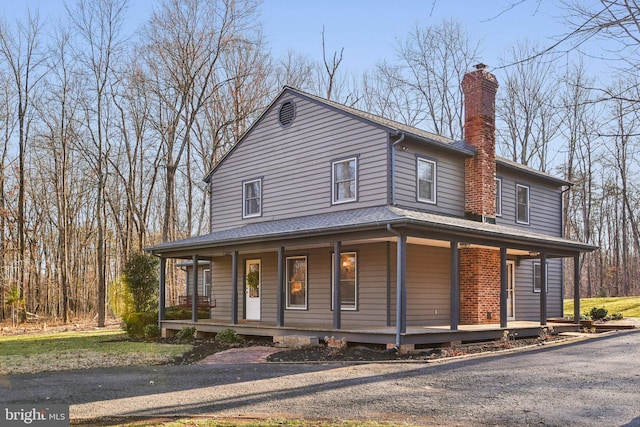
[0, 329, 191, 374]
[564, 296, 640, 318]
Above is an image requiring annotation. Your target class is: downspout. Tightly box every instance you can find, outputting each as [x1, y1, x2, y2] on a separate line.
[390, 133, 405, 206]
[387, 224, 405, 350]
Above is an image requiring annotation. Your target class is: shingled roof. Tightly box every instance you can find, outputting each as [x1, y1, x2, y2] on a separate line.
[147, 205, 595, 258]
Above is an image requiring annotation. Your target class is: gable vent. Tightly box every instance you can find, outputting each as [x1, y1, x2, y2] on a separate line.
[278, 100, 296, 127]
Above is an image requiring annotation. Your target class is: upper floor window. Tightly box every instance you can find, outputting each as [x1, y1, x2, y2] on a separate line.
[417, 157, 436, 204]
[286, 256, 307, 309]
[516, 183, 530, 224]
[533, 261, 548, 293]
[243, 178, 262, 218]
[495, 177, 502, 216]
[332, 157, 357, 204]
[331, 252, 357, 310]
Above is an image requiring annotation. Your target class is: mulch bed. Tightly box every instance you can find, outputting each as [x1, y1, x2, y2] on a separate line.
[168, 335, 566, 365]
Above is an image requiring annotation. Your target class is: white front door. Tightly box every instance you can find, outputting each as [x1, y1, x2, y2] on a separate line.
[245, 259, 261, 320]
[507, 261, 516, 320]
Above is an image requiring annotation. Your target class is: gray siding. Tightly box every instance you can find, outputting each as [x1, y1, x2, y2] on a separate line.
[209, 256, 233, 322]
[513, 258, 563, 321]
[394, 140, 465, 217]
[206, 242, 455, 328]
[210, 94, 389, 232]
[496, 166, 564, 236]
[405, 244, 451, 326]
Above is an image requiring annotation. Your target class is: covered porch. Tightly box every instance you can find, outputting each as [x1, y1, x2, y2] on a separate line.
[147, 206, 596, 349]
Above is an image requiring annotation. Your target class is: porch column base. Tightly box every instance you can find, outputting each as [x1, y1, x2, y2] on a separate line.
[161, 328, 176, 339]
[387, 343, 414, 354]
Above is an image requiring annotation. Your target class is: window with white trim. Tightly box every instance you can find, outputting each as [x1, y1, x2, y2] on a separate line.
[495, 177, 502, 216]
[533, 262, 548, 293]
[286, 256, 307, 309]
[516, 184, 530, 224]
[203, 268, 211, 297]
[417, 157, 436, 204]
[331, 252, 357, 310]
[332, 157, 357, 203]
[243, 178, 262, 218]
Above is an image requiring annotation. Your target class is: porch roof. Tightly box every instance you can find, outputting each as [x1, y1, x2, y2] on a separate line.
[146, 206, 597, 258]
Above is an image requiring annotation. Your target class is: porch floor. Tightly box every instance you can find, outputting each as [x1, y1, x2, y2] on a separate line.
[160, 318, 579, 347]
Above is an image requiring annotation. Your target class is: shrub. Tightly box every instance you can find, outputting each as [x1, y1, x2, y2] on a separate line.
[108, 276, 134, 317]
[214, 328, 238, 344]
[611, 312, 624, 320]
[143, 323, 160, 340]
[123, 311, 158, 338]
[175, 326, 196, 342]
[165, 306, 209, 320]
[589, 306, 608, 321]
[123, 252, 159, 313]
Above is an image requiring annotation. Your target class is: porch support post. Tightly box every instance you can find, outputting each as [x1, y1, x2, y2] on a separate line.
[500, 247, 508, 328]
[277, 246, 285, 327]
[450, 241, 459, 331]
[333, 241, 341, 330]
[192, 255, 199, 323]
[540, 252, 547, 326]
[158, 256, 166, 325]
[573, 253, 580, 324]
[396, 233, 407, 345]
[231, 251, 238, 325]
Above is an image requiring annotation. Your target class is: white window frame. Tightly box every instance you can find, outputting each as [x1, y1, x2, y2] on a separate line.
[331, 157, 357, 204]
[516, 183, 530, 225]
[416, 157, 437, 204]
[203, 268, 211, 297]
[495, 177, 502, 217]
[242, 178, 262, 218]
[533, 261, 548, 293]
[286, 256, 308, 310]
[331, 252, 358, 311]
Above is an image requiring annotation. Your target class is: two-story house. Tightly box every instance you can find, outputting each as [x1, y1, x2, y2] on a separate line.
[147, 66, 596, 349]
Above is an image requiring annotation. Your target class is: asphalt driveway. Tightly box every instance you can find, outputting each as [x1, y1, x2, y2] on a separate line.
[2, 330, 639, 426]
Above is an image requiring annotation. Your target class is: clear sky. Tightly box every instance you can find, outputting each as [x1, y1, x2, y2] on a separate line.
[1, 0, 580, 76]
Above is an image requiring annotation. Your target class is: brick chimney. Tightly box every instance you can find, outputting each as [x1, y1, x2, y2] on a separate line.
[462, 64, 499, 223]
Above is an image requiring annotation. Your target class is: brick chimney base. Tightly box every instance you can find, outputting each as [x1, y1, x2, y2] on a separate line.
[459, 247, 501, 324]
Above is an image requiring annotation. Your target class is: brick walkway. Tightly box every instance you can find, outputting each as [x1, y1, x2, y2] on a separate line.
[196, 346, 281, 365]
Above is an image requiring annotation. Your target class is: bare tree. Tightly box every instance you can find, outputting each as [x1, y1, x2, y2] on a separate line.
[496, 40, 560, 171]
[141, 0, 261, 243]
[363, 19, 480, 139]
[273, 50, 316, 93]
[68, 0, 128, 326]
[319, 26, 344, 102]
[0, 75, 12, 320]
[0, 11, 46, 312]
[110, 57, 162, 253]
[562, 0, 640, 74]
[559, 59, 602, 298]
